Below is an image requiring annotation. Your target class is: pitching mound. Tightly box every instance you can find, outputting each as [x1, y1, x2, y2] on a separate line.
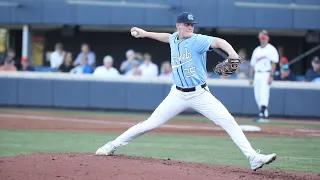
[0, 153, 319, 180]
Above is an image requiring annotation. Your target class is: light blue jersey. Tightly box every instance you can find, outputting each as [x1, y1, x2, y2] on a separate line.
[169, 32, 214, 87]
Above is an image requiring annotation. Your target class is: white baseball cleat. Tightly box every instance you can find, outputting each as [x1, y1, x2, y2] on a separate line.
[95, 141, 117, 156]
[249, 150, 277, 171]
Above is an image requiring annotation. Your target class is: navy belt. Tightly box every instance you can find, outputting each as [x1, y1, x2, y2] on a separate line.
[176, 83, 207, 92]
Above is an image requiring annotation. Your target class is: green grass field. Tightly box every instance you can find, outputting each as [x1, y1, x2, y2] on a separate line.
[1, 108, 320, 173]
[0, 129, 319, 173]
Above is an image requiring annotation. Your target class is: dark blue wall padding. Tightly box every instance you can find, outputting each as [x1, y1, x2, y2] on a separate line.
[242, 87, 286, 116]
[284, 89, 320, 117]
[18, 79, 53, 106]
[209, 86, 243, 114]
[89, 81, 127, 109]
[0, 78, 19, 105]
[1, 77, 320, 118]
[163, 84, 173, 97]
[53, 80, 89, 108]
[242, 87, 260, 115]
[268, 88, 285, 116]
[126, 83, 164, 111]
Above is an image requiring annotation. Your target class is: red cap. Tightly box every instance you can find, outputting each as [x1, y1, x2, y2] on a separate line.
[21, 57, 28, 62]
[259, 34, 269, 40]
[258, 30, 269, 40]
[280, 57, 289, 64]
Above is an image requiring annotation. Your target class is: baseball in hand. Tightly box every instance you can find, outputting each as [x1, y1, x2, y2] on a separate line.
[131, 30, 138, 37]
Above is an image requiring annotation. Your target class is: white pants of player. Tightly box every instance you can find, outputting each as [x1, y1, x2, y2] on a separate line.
[253, 72, 270, 116]
[112, 85, 256, 158]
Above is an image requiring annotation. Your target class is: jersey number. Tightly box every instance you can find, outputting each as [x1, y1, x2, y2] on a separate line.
[184, 66, 196, 78]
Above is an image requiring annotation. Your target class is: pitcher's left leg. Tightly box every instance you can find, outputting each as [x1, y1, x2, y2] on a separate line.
[190, 89, 256, 158]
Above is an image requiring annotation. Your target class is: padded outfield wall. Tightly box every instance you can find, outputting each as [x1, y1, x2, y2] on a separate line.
[0, 72, 319, 118]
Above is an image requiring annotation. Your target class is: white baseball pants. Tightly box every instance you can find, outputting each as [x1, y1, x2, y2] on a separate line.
[112, 85, 256, 158]
[253, 72, 270, 109]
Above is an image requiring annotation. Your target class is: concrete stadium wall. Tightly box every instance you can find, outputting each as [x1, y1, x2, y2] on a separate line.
[0, 0, 319, 29]
[1, 76, 320, 118]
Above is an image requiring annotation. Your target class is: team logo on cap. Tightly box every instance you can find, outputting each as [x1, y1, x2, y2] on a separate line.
[187, 14, 193, 20]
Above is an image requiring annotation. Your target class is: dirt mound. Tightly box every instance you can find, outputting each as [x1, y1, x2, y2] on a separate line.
[0, 153, 318, 180]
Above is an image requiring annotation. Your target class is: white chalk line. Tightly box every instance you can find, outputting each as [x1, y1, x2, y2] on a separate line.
[0, 114, 222, 131]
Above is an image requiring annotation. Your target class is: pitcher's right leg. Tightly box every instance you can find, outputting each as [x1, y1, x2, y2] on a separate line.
[96, 87, 187, 155]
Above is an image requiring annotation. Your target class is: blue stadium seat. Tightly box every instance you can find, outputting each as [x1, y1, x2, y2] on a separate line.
[229, 74, 237, 79]
[34, 66, 58, 72]
[209, 73, 220, 79]
[296, 75, 305, 81]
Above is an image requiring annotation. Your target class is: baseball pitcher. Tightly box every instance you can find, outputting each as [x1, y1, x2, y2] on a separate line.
[250, 30, 279, 123]
[96, 12, 276, 171]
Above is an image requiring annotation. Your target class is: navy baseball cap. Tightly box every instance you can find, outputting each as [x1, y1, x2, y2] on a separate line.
[176, 12, 198, 24]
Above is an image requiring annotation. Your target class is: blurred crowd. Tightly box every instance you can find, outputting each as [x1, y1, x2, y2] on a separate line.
[0, 48, 35, 72]
[48, 43, 172, 79]
[1, 42, 320, 83]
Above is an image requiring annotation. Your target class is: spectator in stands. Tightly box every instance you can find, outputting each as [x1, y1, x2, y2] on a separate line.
[236, 48, 250, 79]
[305, 56, 320, 82]
[312, 77, 320, 83]
[74, 43, 96, 67]
[70, 56, 93, 74]
[275, 46, 289, 76]
[59, 52, 74, 73]
[0, 58, 17, 71]
[1, 48, 20, 70]
[135, 52, 144, 63]
[20, 58, 34, 71]
[275, 57, 289, 77]
[125, 60, 141, 76]
[139, 53, 159, 77]
[280, 56, 289, 66]
[120, 49, 139, 74]
[50, 43, 65, 69]
[93, 55, 120, 77]
[159, 61, 172, 79]
[274, 64, 296, 81]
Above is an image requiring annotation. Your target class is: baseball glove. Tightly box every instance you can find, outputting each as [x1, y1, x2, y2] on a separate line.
[213, 57, 245, 76]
